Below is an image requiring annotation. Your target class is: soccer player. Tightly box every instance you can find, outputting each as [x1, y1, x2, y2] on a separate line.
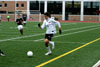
[38, 12, 62, 55]
[7, 15, 10, 22]
[22, 12, 27, 26]
[16, 14, 24, 35]
[0, 49, 5, 56]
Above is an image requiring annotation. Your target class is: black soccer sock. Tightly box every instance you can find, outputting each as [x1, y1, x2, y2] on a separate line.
[24, 23, 26, 26]
[0, 50, 4, 54]
[20, 30, 23, 35]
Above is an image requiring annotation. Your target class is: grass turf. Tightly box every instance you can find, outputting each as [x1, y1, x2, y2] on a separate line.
[0, 22, 100, 67]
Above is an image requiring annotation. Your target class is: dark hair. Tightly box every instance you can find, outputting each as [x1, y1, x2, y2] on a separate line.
[44, 12, 51, 17]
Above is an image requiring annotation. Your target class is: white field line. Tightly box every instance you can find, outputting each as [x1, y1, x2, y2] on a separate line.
[0, 25, 100, 42]
[54, 41, 86, 44]
[34, 27, 100, 42]
[0, 32, 18, 34]
[1, 24, 100, 35]
[9, 27, 28, 29]
[0, 33, 44, 42]
[34, 23, 77, 27]
[92, 60, 100, 67]
[9, 27, 17, 29]
[61, 23, 77, 25]
[0, 32, 42, 34]
[8, 40, 86, 44]
[62, 24, 100, 32]
[0, 35, 18, 36]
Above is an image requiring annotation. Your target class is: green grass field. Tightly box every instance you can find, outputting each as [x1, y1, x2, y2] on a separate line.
[0, 21, 100, 67]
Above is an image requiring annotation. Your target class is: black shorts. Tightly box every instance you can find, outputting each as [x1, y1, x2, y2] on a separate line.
[45, 34, 53, 41]
[23, 18, 27, 21]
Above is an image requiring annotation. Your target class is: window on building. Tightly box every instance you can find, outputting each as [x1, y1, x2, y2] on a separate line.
[30, 1, 44, 14]
[0, 3, 2, 7]
[40, 1, 44, 14]
[65, 1, 81, 15]
[84, 2, 99, 15]
[30, 1, 39, 10]
[48, 1, 62, 14]
[0, 11, 6, 14]
[21, 3, 24, 7]
[16, 3, 19, 7]
[16, 11, 22, 14]
[4, 3, 7, 7]
[93, 2, 99, 8]
[8, 11, 15, 14]
[84, 2, 91, 8]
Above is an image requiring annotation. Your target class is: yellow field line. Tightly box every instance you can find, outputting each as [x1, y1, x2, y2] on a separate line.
[35, 38, 100, 67]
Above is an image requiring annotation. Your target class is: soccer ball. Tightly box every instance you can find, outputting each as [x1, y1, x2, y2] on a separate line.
[27, 51, 33, 57]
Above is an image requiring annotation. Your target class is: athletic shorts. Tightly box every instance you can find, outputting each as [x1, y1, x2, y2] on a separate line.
[45, 34, 53, 41]
[17, 25, 23, 30]
[23, 21, 27, 23]
[23, 18, 27, 21]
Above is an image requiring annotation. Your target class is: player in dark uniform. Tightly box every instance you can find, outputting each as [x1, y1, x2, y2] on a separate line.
[0, 49, 5, 56]
[22, 12, 27, 26]
[16, 15, 24, 35]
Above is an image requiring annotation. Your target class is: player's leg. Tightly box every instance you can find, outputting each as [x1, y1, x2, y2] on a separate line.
[0, 20, 1, 24]
[49, 41, 55, 49]
[49, 34, 55, 49]
[44, 34, 53, 55]
[44, 38, 52, 55]
[18, 25, 23, 35]
[23, 21, 26, 26]
[20, 29, 23, 35]
[23, 18, 27, 26]
[8, 18, 9, 22]
[0, 49, 5, 56]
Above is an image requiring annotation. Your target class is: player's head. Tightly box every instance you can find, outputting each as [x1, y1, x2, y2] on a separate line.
[44, 12, 51, 19]
[23, 12, 26, 14]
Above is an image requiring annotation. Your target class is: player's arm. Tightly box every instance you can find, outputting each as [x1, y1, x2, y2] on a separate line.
[57, 22, 62, 34]
[38, 21, 46, 29]
[38, 23, 41, 29]
[16, 19, 19, 24]
[53, 20, 62, 34]
[59, 27, 62, 34]
[21, 18, 23, 24]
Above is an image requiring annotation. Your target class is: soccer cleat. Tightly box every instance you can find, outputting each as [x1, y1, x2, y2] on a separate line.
[0, 53, 5, 56]
[45, 51, 52, 56]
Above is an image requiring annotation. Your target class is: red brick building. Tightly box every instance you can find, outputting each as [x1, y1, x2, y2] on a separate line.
[0, 0, 100, 21]
[0, 1, 27, 21]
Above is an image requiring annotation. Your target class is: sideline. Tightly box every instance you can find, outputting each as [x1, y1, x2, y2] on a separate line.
[35, 38, 100, 67]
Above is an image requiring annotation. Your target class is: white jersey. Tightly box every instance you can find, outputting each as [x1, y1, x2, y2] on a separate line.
[41, 18, 61, 34]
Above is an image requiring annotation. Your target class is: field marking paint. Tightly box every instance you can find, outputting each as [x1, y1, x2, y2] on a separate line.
[0, 33, 44, 42]
[61, 23, 77, 25]
[93, 60, 100, 67]
[9, 40, 86, 44]
[0, 25, 100, 42]
[34, 27, 100, 41]
[9, 27, 28, 29]
[34, 25, 100, 41]
[54, 41, 86, 44]
[34, 23, 77, 27]
[61, 24, 100, 32]
[1, 24, 99, 34]
[35, 38, 100, 67]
